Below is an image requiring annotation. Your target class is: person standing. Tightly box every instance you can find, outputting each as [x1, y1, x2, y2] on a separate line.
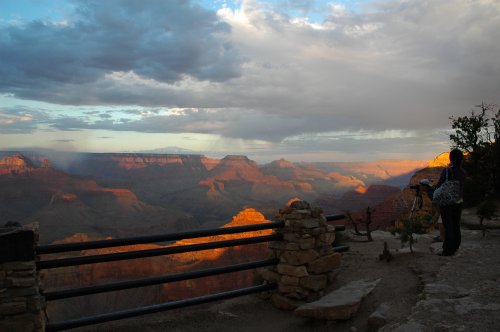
[435, 149, 467, 256]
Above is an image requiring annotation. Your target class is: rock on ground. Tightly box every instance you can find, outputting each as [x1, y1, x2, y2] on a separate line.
[294, 279, 381, 320]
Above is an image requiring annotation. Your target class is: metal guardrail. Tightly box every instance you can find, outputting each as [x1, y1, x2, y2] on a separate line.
[39, 215, 346, 331]
[45, 283, 277, 332]
[36, 221, 286, 254]
[37, 233, 282, 270]
[43, 258, 279, 301]
[38, 221, 286, 331]
[325, 214, 346, 222]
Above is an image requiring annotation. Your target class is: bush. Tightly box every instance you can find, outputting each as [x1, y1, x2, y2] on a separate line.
[391, 216, 428, 252]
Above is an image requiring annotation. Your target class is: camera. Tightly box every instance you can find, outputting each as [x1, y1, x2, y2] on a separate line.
[419, 179, 432, 187]
[411, 179, 432, 190]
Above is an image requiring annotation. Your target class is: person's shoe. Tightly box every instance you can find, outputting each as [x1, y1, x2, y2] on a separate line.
[437, 251, 453, 256]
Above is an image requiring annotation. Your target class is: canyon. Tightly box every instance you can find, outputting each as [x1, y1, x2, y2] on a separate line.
[0, 151, 431, 243]
[0, 151, 446, 321]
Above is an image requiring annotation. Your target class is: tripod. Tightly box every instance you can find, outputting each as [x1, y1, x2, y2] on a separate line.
[407, 184, 424, 252]
[409, 184, 424, 220]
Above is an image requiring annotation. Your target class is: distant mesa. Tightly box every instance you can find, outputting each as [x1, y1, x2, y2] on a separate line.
[269, 158, 295, 169]
[0, 154, 37, 174]
[49, 193, 80, 206]
[328, 172, 366, 189]
[223, 207, 269, 228]
[428, 152, 450, 168]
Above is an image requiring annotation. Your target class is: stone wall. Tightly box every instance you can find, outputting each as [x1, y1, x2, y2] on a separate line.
[260, 201, 341, 310]
[0, 225, 45, 332]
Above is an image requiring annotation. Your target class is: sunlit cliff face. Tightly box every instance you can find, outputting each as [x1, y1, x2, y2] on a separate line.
[428, 152, 451, 168]
[0, 154, 35, 174]
[355, 186, 368, 194]
[175, 208, 272, 261]
[42, 208, 273, 320]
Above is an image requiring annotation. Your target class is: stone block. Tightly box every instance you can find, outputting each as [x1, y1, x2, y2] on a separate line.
[270, 293, 303, 311]
[368, 303, 391, 330]
[300, 274, 328, 291]
[9, 277, 36, 287]
[282, 249, 319, 266]
[277, 264, 308, 277]
[315, 245, 334, 256]
[285, 242, 300, 251]
[283, 233, 300, 242]
[300, 219, 320, 229]
[11, 270, 34, 278]
[0, 300, 27, 315]
[1, 262, 35, 271]
[294, 278, 381, 320]
[298, 238, 315, 249]
[279, 284, 310, 300]
[286, 211, 309, 220]
[326, 225, 336, 232]
[259, 269, 281, 283]
[311, 227, 326, 236]
[279, 284, 302, 294]
[281, 275, 300, 286]
[8, 286, 38, 297]
[317, 232, 336, 246]
[308, 253, 341, 274]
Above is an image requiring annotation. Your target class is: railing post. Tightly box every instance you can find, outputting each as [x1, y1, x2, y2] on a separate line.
[0, 223, 46, 332]
[260, 201, 341, 310]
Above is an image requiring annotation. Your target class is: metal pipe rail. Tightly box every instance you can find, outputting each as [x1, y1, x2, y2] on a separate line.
[37, 233, 282, 270]
[43, 258, 279, 301]
[45, 283, 277, 332]
[325, 214, 346, 222]
[37, 221, 285, 254]
[39, 217, 343, 330]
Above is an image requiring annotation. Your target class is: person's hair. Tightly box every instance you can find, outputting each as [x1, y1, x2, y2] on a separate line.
[449, 148, 463, 167]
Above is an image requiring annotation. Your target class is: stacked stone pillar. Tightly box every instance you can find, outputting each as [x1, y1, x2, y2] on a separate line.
[0, 224, 45, 332]
[261, 201, 341, 310]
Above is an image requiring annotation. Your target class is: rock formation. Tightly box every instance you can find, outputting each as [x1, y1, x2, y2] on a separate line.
[260, 202, 342, 310]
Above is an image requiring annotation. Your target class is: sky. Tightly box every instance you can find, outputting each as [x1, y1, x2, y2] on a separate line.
[0, 0, 499, 163]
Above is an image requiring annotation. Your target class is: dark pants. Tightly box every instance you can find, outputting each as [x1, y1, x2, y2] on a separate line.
[440, 203, 462, 255]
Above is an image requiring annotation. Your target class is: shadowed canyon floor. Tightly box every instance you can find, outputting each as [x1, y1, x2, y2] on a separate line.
[72, 209, 500, 332]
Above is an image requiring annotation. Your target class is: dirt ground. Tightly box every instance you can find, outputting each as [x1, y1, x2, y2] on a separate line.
[74, 208, 500, 332]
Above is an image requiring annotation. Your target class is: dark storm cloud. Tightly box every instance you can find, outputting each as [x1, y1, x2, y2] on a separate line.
[53, 139, 75, 143]
[0, 0, 242, 103]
